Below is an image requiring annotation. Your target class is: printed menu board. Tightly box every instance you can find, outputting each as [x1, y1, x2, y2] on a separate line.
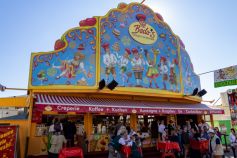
[0, 125, 19, 158]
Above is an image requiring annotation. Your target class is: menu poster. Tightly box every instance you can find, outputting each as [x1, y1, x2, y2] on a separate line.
[0, 125, 19, 158]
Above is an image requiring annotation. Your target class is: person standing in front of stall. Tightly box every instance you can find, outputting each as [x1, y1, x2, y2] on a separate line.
[64, 119, 77, 147]
[181, 126, 190, 158]
[48, 118, 63, 154]
[201, 126, 210, 140]
[76, 120, 87, 153]
[161, 127, 168, 142]
[208, 129, 224, 158]
[151, 120, 158, 146]
[167, 120, 175, 136]
[230, 128, 237, 158]
[48, 131, 67, 158]
[118, 130, 133, 158]
[49, 118, 63, 133]
[158, 120, 165, 141]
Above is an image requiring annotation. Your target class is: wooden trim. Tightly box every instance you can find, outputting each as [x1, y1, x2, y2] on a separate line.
[130, 113, 137, 131]
[210, 114, 214, 127]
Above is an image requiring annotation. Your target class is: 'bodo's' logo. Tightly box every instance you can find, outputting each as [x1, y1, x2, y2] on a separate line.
[129, 14, 157, 45]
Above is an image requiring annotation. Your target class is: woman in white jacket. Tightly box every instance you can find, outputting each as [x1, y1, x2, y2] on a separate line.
[230, 128, 237, 158]
[208, 129, 223, 158]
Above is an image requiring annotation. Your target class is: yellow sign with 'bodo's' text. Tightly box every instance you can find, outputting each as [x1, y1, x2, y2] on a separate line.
[129, 22, 157, 45]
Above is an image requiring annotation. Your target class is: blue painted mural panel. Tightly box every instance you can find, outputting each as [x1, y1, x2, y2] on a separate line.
[180, 47, 201, 95]
[31, 28, 97, 86]
[100, 4, 181, 92]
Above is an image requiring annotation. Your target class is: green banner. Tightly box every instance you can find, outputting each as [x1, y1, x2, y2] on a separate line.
[214, 65, 237, 88]
[214, 79, 237, 88]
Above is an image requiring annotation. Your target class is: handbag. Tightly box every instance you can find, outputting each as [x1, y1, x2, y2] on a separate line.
[213, 144, 224, 156]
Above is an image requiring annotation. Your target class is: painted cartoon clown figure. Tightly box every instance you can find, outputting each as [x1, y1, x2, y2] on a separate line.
[159, 56, 168, 90]
[116, 48, 131, 86]
[102, 43, 117, 83]
[131, 48, 145, 87]
[169, 59, 179, 92]
[145, 48, 160, 88]
[53, 45, 86, 79]
[136, 14, 146, 28]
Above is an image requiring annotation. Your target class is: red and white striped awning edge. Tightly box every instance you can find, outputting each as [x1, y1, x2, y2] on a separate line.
[34, 94, 224, 115]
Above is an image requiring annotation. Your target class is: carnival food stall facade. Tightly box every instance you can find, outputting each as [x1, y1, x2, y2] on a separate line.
[24, 2, 225, 156]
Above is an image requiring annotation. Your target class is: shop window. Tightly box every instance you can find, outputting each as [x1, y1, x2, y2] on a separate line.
[89, 114, 130, 152]
[35, 114, 84, 138]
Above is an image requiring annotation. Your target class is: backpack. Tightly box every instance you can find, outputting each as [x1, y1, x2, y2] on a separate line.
[54, 123, 61, 132]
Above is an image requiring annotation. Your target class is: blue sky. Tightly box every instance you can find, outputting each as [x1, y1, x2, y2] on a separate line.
[0, 0, 236, 105]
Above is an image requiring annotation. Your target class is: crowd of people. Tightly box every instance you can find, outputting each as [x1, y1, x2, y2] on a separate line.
[108, 122, 143, 158]
[45, 117, 237, 158]
[153, 119, 224, 158]
[108, 119, 225, 158]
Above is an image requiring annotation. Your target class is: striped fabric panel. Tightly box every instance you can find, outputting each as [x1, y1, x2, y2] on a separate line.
[35, 94, 221, 111]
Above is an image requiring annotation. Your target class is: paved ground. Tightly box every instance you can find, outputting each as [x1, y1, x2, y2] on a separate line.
[222, 147, 235, 158]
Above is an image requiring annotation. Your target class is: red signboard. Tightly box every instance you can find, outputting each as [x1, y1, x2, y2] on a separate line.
[0, 125, 18, 158]
[35, 104, 224, 115]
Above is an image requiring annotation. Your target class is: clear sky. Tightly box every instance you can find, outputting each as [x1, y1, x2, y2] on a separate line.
[0, 0, 236, 105]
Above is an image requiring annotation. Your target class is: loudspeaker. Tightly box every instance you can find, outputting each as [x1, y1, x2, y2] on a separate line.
[107, 80, 118, 90]
[98, 79, 106, 90]
[197, 89, 207, 97]
[192, 88, 199, 96]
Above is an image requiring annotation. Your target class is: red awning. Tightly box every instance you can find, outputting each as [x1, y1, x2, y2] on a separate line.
[34, 94, 224, 115]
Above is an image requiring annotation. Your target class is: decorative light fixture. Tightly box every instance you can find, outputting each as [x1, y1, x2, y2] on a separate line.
[197, 89, 207, 97]
[98, 79, 106, 90]
[107, 80, 118, 90]
[191, 88, 199, 96]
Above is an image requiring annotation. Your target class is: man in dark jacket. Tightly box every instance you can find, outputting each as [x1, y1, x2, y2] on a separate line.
[63, 119, 76, 147]
[181, 126, 190, 158]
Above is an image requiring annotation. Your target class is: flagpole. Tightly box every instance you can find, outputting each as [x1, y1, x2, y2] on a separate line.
[141, 0, 146, 4]
[0, 84, 28, 92]
[197, 70, 216, 76]
[5, 88, 28, 91]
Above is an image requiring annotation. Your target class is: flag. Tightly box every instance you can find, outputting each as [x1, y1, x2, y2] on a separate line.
[214, 65, 237, 88]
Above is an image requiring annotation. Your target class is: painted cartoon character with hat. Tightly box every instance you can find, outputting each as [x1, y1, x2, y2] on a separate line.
[169, 58, 179, 92]
[102, 43, 117, 83]
[136, 14, 146, 28]
[131, 48, 145, 87]
[159, 56, 168, 90]
[116, 48, 131, 86]
[53, 44, 86, 79]
[145, 48, 160, 88]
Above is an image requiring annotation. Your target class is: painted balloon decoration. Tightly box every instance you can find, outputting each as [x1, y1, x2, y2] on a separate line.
[79, 18, 97, 27]
[117, 3, 128, 9]
[155, 12, 164, 22]
[54, 39, 65, 50]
